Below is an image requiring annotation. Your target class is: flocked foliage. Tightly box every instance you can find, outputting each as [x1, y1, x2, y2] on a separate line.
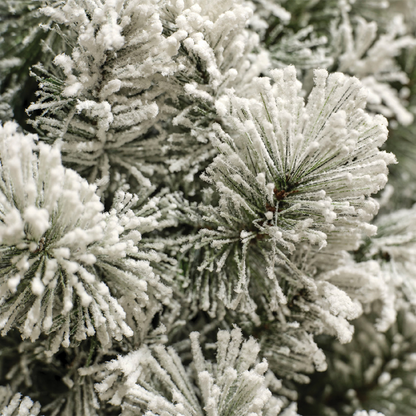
[0, 385, 41, 416]
[1, 0, 416, 415]
[0, 122, 176, 353]
[84, 327, 290, 416]
[27, 0, 268, 197]
[174, 66, 394, 326]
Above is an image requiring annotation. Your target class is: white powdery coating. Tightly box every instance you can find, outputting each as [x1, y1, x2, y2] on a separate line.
[31, 0, 183, 188]
[206, 66, 394, 258]
[193, 66, 394, 315]
[171, 0, 260, 91]
[261, 323, 328, 385]
[0, 122, 170, 353]
[334, 8, 416, 126]
[0, 386, 41, 416]
[93, 328, 281, 416]
[360, 206, 416, 331]
[310, 253, 394, 337]
[167, 31, 270, 183]
[31, 0, 267, 190]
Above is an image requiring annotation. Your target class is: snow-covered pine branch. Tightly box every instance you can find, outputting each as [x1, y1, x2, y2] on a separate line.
[86, 327, 289, 416]
[354, 411, 386, 416]
[2, 0, 416, 415]
[27, 0, 268, 197]
[330, 4, 416, 126]
[0, 386, 41, 416]
[0, 122, 175, 353]
[250, 0, 331, 70]
[177, 66, 394, 317]
[28, 0, 184, 193]
[354, 205, 416, 331]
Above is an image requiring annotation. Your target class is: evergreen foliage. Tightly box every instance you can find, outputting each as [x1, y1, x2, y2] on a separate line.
[1, 0, 416, 415]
